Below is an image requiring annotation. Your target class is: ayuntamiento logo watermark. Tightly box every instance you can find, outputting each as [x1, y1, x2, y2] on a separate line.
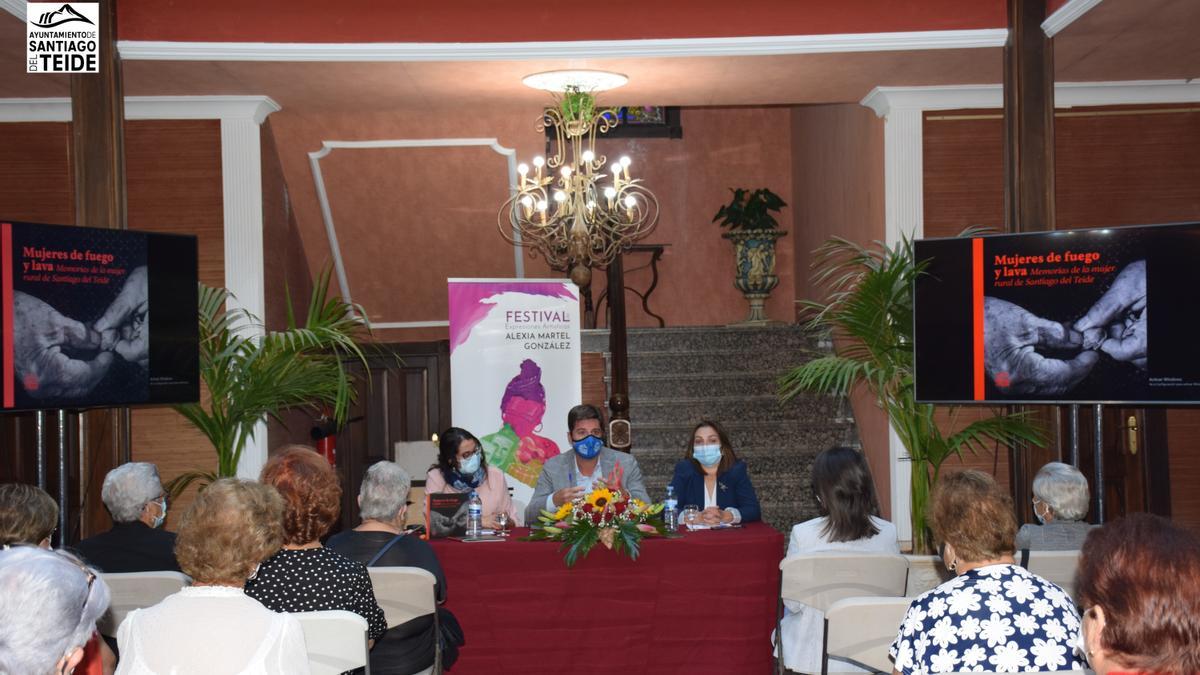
[27, 3, 100, 73]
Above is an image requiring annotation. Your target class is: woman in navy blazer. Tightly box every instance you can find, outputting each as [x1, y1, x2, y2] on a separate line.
[669, 420, 761, 524]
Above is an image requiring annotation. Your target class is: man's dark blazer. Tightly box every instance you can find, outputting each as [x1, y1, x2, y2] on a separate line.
[73, 521, 180, 573]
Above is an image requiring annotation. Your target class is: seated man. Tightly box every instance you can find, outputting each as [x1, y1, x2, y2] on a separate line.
[74, 462, 180, 573]
[526, 404, 650, 525]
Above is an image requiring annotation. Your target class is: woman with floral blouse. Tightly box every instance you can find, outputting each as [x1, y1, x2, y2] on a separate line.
[890, 470, 1084, 674]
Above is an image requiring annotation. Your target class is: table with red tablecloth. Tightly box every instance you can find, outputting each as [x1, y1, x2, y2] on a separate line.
[429, 522, 784, 675]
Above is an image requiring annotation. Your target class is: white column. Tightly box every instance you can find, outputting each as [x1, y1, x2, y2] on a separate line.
[220, 116, 270, 479]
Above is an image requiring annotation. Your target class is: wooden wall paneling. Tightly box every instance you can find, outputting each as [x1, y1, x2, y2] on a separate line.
[1056, 107, 1200, 227]
[1166, 409, 1200, 534]
[582, 352, 607, 419]
[923, 113, 1005, 239]
[124, 119, 225, 525]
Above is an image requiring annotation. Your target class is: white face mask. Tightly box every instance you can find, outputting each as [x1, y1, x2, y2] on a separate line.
[1073, 623, 1088, 662]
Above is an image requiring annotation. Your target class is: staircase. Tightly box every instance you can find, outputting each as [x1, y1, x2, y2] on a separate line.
[584, 325, 859, 532]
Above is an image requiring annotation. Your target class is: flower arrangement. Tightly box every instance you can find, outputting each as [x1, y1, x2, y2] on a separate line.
[527, 478, 667, 567]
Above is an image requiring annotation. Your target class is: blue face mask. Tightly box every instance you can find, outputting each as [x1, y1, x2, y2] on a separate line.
[573, 434, 603, 459]
[693, 444, 722, 467]
[459, 452, 482, 476]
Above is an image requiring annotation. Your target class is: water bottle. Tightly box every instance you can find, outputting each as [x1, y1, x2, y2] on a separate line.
[467, 490, 483, 538]
[663, 484, 679, 531]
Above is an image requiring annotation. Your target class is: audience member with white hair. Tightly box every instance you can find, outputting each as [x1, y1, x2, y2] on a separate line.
[1016, 461, 1096, 551]
[116, 478, 309, 675]
[328, 460, 463, 674]
[0, 546, 110, 675]
[0, 483, 118, 674]
[75, 462, 179, 573]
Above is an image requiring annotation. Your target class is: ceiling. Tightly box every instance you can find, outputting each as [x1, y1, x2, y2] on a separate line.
[0, 0, 1196, 112]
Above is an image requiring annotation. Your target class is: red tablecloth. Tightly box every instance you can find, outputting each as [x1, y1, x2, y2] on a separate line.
[429, 522, 784, 675]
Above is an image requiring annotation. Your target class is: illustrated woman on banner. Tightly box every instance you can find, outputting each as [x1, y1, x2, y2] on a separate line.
[481, 359, 561, 488]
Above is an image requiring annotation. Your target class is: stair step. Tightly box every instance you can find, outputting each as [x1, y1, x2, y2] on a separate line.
[628, 394, 844, 424]
[583, 324, 817, 353]
[617, 371, 787, 399]
[622, 349, 807, 374]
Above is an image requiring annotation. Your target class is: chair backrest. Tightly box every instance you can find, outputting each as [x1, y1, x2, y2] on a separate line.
[945, 671, 1088, 675]
[295, 610, 370, 675]
[367, 566, 437, 628]
[1024, 549, 1081, 599]
[96, 570, 190, 637]
[779, 553, 910, 612]
[824, 596, 913, 672]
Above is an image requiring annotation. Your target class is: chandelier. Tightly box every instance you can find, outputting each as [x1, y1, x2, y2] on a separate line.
[498, 70, 659, 288]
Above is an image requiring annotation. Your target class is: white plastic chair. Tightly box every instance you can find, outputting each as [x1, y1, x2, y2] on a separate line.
[295, 610, 371, 675]
[1024, 549, 1081, 600]
[368, 567, 440, 674]
[823, 596, 913, 673]
[97, 570, 190, 637]
[776, 553, 909, 675]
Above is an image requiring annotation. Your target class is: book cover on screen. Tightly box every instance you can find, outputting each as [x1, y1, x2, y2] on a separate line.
[0, 221, 199, 411]
[425, 492, 469, 538]
[914, 222, 1200, 404]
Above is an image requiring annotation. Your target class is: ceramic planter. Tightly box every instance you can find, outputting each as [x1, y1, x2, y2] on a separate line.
[722, 229, 787, 323]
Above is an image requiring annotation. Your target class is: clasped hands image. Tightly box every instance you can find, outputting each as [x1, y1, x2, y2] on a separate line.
[984, 260, 1146, 395]
[12, 266, 149, 399]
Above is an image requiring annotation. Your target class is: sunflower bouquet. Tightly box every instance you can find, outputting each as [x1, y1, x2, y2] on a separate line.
[527, 479, 667, 567]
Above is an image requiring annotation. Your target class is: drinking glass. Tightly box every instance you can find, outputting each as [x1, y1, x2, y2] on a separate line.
[495, 511, 510, 536]
[682, 505, 701, 528]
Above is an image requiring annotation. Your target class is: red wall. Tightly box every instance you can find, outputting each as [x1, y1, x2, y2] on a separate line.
[117, 0, 1006, 43]
[270, 105, 798, 342]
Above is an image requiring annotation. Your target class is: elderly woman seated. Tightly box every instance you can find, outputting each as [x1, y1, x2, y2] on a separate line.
[75, 462, 179, 573]
[328, 461, 463, 674]
[1075, 513, 1200, 675]
[891, 470, 1084, 674]
[1016, 461, 1095, 551]
[246, 445, 387, 646]
[116, 478, 309, 674]
[0, 546, 110, 675]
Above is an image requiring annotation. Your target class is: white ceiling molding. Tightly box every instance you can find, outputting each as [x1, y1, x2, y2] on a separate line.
[0, 95, 280, 123]
[1042, 0, 1104, 38]
[308, 139, 519, 330]
[117, 29, 1008, 62]
[861, 80, 1200, 117]
[0, 0, 25, 21]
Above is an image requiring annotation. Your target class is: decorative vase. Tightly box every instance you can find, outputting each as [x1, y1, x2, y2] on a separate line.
[723, 229, 787, 323]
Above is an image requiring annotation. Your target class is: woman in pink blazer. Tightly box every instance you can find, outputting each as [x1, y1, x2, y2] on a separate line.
[425, 427, 519, 528]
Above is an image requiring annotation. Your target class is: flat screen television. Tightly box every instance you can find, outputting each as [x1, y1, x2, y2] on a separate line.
[0, 220, 199, 411]
[914, 221, 1200, 404]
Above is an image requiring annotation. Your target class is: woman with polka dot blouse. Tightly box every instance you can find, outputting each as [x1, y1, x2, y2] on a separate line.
[246, 445, 387, 651]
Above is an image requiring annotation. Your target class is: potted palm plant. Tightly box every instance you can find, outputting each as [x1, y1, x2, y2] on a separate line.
[713, 187, 788, 323]
[167, 268, 370, 494]
[778, 235, 1044, 553]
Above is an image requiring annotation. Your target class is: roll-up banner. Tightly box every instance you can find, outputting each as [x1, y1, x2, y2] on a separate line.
[447, 279, 582, 517]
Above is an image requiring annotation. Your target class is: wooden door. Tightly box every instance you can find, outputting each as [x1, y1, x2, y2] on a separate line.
[1048, 406, 1171, 524]
[333, 341, 450, 532]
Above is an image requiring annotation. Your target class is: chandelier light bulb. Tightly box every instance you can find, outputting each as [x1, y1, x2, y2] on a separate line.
[611, 164, 621, 176]
[623, 195, 637, 208]
[582, 150, 595, 163]
[536, 199, 548, 211]
[604, 187, 617, 199]
[553, 191, 567, 202]
[533, 156, 545, 168]
[561, 166, 572, 178]
[587, 201, 596, 210]
[619, 156, 631, 168]
[517, 163, 529, 175]
[520, 195, 533, 207]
